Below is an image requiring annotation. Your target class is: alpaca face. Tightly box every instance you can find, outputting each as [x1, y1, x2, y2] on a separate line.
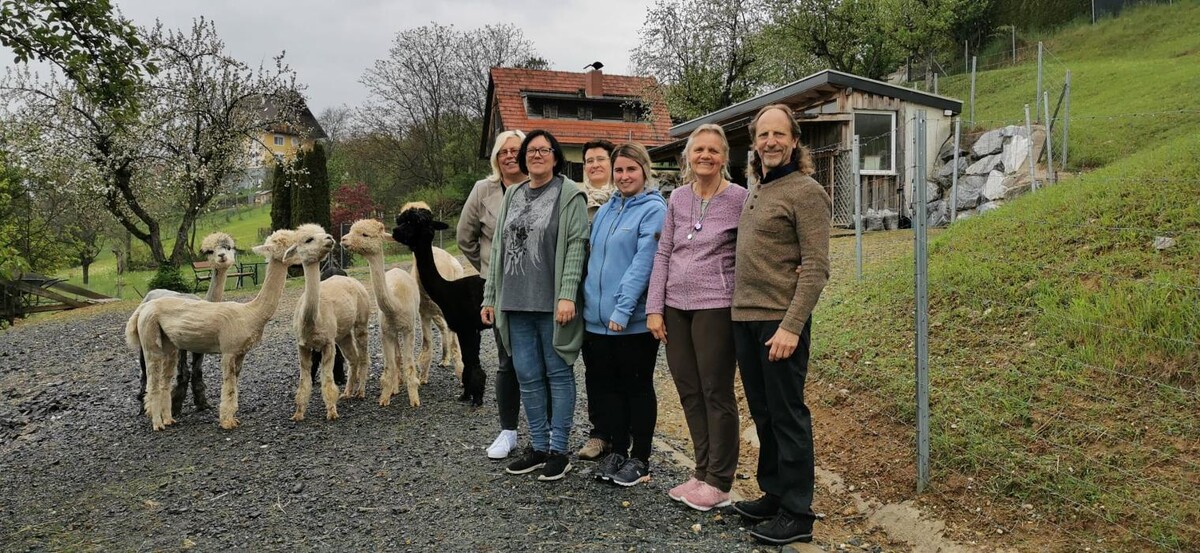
[340, 219, 388, 256]
[392, 207, 449, 248]
[199, 232, 236, 270]
[293, 224, 336, 265]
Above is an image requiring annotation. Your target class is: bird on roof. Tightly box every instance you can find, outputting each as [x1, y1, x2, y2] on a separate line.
[583, 61, 604, 71]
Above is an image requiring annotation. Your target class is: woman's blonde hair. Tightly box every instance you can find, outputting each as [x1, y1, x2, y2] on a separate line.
[679, 123, 733, 184]
[610, 142, 656, 188]
[486, 129, 527, 183]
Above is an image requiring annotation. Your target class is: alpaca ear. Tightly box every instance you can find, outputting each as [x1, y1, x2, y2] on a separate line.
[252, 245, 268, 256]
[432, 220, 449, 231]
[283, 244, 298, 261]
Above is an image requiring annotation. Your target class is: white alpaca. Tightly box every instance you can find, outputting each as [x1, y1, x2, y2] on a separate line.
[412, 246, 466, 382]
[125, 227, 311, 430]
[340, 218, 423, 407]
[136, 232, 237, 414]
[290, 224, 371, 422]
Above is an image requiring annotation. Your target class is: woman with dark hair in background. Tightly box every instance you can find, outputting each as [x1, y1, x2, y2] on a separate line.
[481, 130, 589, 482]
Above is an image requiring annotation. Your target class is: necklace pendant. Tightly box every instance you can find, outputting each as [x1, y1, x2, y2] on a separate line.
[686, 232, 694, 240]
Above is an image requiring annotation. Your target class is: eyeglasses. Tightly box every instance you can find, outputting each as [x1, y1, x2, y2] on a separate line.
[497, 148, 520, 158]
[526, 147, 554, 158]
[584, 156, 609, 165]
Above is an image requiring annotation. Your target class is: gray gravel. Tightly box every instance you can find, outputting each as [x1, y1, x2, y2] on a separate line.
[0, 286, 765, 552]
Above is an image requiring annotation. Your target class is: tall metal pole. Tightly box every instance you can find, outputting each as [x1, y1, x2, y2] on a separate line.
[1062, 70, 1071, 171]
[1036, 42, 1044, 122]
[914, 110, 930, 494]
[853, 135, 862, 280]
[969, 57, 977, 128]
[933, 73, 938, 95]
[1025, 104, 1038, 191]
[964, 40, 969, 73]
[1012, 26, 1016, 64]
[1043, 91, 1055, 185]
[950, 117, 961, 223]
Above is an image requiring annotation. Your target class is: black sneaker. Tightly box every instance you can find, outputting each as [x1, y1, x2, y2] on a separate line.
[505, 448, 547, 475]
[595, 452, 626, 481]
[537, 451, 572, 481]
[749, 510, 814, 545]
[610, 458, 650, 487]
[732, 494, 780, 521]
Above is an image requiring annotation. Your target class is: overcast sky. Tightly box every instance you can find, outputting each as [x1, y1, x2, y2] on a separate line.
[61, 0, 649, 114]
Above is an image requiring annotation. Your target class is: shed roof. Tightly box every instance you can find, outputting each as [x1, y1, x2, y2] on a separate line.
[480, 67, 672, 158]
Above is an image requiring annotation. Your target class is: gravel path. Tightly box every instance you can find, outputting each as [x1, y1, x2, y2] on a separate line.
[0, 286, 767, 552]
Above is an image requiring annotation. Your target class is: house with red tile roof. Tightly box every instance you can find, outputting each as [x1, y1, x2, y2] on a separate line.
[479, 67, 672, 182]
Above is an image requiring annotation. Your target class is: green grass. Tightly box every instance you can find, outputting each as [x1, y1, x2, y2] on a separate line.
[52, 204, 461, 300]
[822, 3, 1200, 550]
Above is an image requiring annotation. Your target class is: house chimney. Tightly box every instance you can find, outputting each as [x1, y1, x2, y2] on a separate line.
[585, 68, 604, 98]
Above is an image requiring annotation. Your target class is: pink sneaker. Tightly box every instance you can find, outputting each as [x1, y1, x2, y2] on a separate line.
[681, 482, 731, 512]
[668, 477, 702, 502]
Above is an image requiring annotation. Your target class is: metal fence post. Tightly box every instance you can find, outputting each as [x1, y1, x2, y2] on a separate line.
[933, 73, 938, 95]
[951, 117, 961, 223]
[969, 57, 977, 128]
[914, 110, 930, 493]
[852, 135, 862, 280]
[1062, 70, 1071, 171]
[1043, 91, 1055, 185]
[1036, 42, 1044, 122]
[1025, 104, 1038, 191]
[964, 40, 969, 73]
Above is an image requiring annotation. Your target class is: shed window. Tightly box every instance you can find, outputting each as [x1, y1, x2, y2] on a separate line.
[273, 135, 284, 146]
[855, 112, 895, 175]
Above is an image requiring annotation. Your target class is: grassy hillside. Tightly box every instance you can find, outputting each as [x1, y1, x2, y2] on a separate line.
[821, 3, 1200, 550]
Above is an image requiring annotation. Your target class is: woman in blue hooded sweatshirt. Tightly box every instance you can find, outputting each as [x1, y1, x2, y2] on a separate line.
[581, 142, 667, 487]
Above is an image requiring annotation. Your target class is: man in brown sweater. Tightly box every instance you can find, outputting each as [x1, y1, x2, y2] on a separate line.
[730, 104, 831, 546]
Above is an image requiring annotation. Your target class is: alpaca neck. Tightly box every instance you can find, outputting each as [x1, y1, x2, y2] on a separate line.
[246, 258, 288, 324]
[206, 266, 228, 302]
[299, 262, 322, 329]
[363, 250, 401, 316]
[410, 240, 450, 301]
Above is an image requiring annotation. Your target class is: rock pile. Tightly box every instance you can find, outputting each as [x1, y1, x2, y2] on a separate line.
[918, 124, 1046, 226]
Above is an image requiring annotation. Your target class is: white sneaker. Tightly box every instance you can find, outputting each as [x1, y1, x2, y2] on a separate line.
[486, 430, 519, 459]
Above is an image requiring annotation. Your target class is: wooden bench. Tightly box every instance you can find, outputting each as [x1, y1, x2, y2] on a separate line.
[191, 261, 259, 293]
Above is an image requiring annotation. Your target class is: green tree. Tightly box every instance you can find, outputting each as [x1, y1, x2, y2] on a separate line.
[0, 0, 155, 115]
[303, 143, 331, 230]
[269, 161, 292, 231]
[764, 0, 901, 80]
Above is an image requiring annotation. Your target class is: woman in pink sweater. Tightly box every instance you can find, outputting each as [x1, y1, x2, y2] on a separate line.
[646, 123, 748, 511]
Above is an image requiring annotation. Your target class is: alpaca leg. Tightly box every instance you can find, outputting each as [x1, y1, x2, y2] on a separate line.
[417, 313, 434, 384]
[142, 348, 164, 430]
[351, 325, 370, 398]
[190, 352, 209, 411]
[137, 349, 148, 415]
[319, 343, 340, 421]
[401, 329, 421, 408]
[218, 353, 245, 429]
[150, 341, 179, 430]
[171, 349, 189, 417]
[460, 330, 485, 407]
[378, 334, 398, 406]
[293, 346, 314, 421]
[445, 329, 464, 381]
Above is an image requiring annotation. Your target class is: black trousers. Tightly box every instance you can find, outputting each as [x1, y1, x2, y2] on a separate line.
[581, 331, 660, 462]
[733, 318, 815, 521]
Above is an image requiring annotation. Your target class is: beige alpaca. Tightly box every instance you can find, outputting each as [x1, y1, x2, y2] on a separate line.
[136, 232, 238, 414]
[412, 246, 466, 382]
[340, 219, 423, 407]
[125, 227, 312, 430]
[290, 224, 371, 422]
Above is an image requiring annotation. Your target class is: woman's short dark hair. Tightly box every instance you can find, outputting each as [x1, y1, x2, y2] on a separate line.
[581, 139, 615, 158]
[518, 130, 567, 175]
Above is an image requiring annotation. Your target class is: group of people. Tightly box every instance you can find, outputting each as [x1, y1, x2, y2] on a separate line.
[456, 104, 831, 546]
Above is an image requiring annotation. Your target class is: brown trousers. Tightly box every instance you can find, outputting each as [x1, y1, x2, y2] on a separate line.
[664, 306, 740, 492]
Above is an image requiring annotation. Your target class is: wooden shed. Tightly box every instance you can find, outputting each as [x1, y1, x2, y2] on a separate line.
[649, 70, 962, 226]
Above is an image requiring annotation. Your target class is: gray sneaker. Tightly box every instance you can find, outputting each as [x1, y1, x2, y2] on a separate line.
[611, 458, 650, 487]
[595, 452, 626, 481]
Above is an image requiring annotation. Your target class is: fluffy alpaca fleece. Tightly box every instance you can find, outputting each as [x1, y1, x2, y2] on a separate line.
[392, 204, 489, 406]
[412, 245, 466, 383]
[125, 227, 308, 430]
[290, 224, 371, 422]
[340, 219, 423, 407]
[136, 232, 237, 415]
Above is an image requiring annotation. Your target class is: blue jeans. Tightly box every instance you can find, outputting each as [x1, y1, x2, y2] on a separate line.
[507, 311, 576, 453]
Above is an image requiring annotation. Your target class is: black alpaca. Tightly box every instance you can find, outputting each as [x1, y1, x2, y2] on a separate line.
[392, 208, 490, 406]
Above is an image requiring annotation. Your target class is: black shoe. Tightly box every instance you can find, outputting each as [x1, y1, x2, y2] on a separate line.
[610, 458, 650, 487]
[749, 510, 814, 545]
[595, 452, 626, 481]
[732, 494, 780, 521]
[505, 448, 547, 475]
[537, 451, 572, 481]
